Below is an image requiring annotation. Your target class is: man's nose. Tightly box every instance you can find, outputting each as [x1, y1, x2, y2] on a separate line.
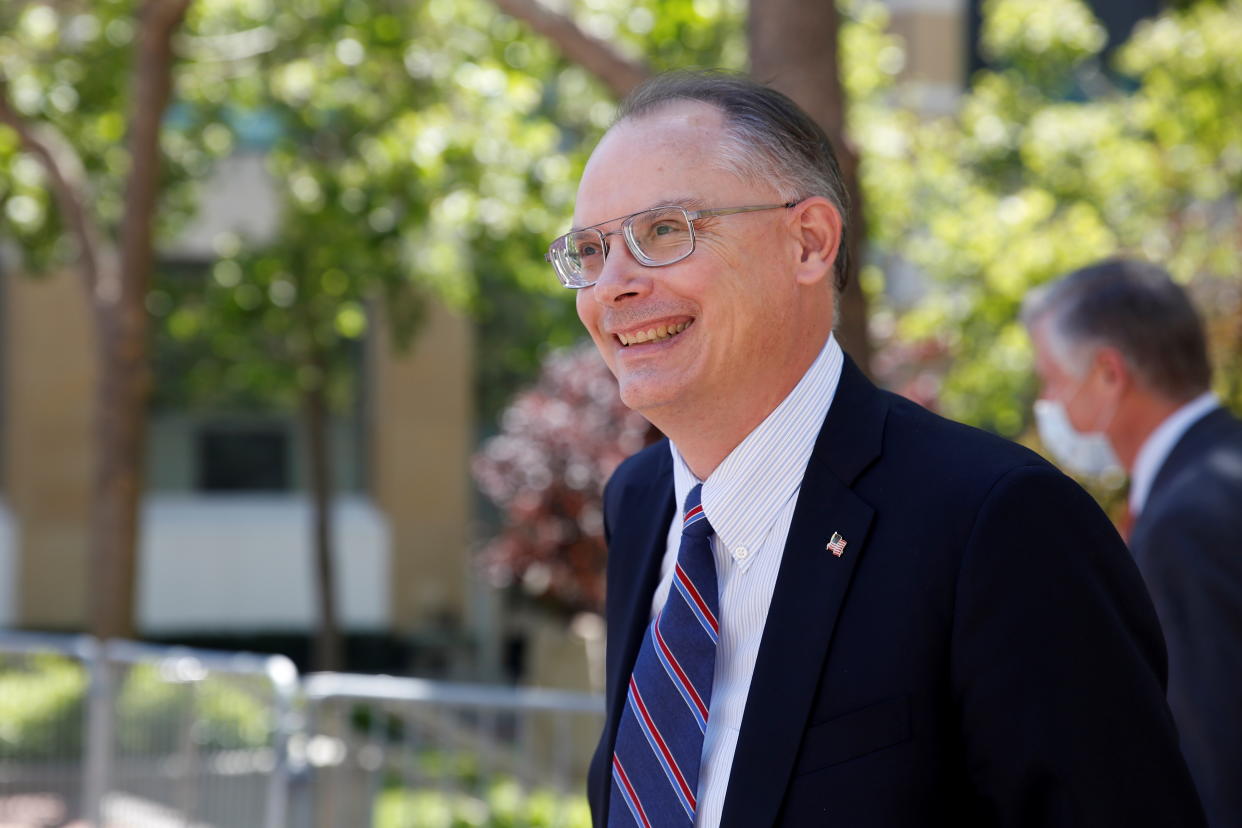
[590, 240, 653, 305]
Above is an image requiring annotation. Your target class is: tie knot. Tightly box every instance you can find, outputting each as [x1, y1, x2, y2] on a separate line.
[682, 483, 714, 539]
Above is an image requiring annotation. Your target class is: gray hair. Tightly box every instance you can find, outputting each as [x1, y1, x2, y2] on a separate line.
[615, 70, 851, 290]
[1022, 258, 1212, 401]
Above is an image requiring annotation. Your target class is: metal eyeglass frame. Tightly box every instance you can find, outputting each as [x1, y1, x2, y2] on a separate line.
[545, 201, 798, 289]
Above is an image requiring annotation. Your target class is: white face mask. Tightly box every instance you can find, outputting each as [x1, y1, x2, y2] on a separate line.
[1033, 398, 1122, 478]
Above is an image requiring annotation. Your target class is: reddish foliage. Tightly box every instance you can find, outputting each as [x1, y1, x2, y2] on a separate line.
[871, 334, 950, 411]
[472, 344, 654, 615]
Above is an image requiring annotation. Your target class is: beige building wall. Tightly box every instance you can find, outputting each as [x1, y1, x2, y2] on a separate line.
[887, 0, 967, 112]
[370, 299, 474, 636]
[2, 267, 477, 638]
[3, 268, 94, 630]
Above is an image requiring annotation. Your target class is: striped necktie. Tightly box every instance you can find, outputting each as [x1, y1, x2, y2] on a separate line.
[610, 483, 719, 827]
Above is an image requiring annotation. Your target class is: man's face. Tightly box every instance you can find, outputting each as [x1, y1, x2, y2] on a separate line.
[572, 102, 810, 420]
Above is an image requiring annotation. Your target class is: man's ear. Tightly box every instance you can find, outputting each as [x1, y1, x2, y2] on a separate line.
[1095, 346, 1132, 392]
[789, 196, 843, 286]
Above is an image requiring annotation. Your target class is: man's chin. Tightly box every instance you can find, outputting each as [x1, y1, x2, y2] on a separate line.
[616, 378, 680, 417]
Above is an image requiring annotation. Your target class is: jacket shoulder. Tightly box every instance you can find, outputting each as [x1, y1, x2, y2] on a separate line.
[879, 390, 1054, 486]
[1139, 409, 1242, 539]
[603, 438, 671, 513]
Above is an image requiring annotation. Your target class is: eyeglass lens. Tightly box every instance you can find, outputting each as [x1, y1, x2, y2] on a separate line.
[560, 207, 693, 285]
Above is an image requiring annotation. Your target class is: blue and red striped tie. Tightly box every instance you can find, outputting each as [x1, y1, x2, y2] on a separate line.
[610, 483, 719, 827]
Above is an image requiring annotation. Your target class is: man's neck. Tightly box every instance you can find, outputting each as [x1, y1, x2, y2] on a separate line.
[650, 335, 832, 480]
[1112, 391, 1188, 473]
[656, 402, 781, 481]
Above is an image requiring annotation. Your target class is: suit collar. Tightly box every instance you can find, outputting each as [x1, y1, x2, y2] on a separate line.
[810, 354, 888, 485]
[1130, 391, 1220, 513]
[1146, 404, 1236, 508]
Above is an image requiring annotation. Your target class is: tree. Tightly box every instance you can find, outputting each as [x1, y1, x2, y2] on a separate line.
[0, 0, 205, 640]
[1, 0, 623, 656]
[162, 0, 641, 669]
[861, 0, 1242, 439]
[473, 344, 651, 616]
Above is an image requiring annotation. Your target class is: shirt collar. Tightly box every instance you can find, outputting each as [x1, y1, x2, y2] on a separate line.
[1129, 390, 1219, 514]
[670, 333, 844, 568]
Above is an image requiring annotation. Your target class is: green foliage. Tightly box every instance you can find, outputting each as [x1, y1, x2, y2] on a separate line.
[0, 0, 744, 423]
[861, 0, 1242, 436]
[839, 0, 907, 104]
[374, 778, 590, 828]
[116, 663, 274, 754]
[160, 0, 580, 413]
[0, 657, 273, 760]
[0, 655, 88, 761]
[980, 0, 1105, 88]
[0, 1, 226, 272]
[150, 0, 745, 421]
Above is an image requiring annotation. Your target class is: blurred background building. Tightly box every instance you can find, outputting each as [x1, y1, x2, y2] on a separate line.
[1, 160, 476, 674]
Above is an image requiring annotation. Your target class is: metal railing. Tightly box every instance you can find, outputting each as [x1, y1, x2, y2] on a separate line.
[0, 632, 297, 827]
[0, 632, 603, 828]
[296, 673, 602, 828]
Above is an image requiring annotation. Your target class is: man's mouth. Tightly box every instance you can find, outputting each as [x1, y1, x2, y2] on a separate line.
[616, 320, 692, 347]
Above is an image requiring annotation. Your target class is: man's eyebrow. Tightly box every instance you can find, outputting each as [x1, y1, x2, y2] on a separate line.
[571, 196, 705, 232]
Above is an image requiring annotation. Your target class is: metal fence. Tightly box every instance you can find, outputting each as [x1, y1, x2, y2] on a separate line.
[0, 633, 93, 827]
[297, 673, 603, 828]
[0, 632, 297, 828]
[0, 632, 603, 828]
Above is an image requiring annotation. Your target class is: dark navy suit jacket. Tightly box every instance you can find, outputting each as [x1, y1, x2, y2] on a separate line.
[588, 356, 1205, 827]
[1131, 405, 1242, 828]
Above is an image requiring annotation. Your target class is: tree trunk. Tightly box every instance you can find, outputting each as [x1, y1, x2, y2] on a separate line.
[749, 0, 872, 374]
[89, 0, 193, 641]
[90, 300, 149, 641]
[303, 350, 343, 673]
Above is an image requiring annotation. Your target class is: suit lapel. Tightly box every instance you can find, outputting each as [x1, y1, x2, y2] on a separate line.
[606, 460, 675, 701]
[600, 446, 675, 803]
[720, 356, 887, 828]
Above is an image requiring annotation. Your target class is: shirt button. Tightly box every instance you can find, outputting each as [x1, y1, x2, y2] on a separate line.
[733, 546, 750, 561]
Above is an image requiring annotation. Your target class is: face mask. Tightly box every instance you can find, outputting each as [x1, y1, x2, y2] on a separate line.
[1033, 398, 1122, 478]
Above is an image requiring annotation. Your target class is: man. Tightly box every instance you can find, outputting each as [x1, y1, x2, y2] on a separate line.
[1024, 258, 1242, 828]
[548, 71, 1204, 826]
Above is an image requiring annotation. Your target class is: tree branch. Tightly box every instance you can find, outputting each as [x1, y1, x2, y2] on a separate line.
[491, 0, 649, 98]
[110, 0, 193, 311]
[0, 77, 105, 293]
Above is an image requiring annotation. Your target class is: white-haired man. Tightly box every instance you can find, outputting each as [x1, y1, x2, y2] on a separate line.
[1025, 258, 1242, 828]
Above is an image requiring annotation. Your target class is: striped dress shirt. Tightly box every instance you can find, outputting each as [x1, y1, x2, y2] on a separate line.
[649, 333, 844, 827]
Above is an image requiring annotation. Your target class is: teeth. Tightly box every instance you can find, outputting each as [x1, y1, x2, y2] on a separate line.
[619, 321, 691, 346]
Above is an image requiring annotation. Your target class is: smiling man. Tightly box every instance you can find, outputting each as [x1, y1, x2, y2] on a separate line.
[551, 72, 1204, 827]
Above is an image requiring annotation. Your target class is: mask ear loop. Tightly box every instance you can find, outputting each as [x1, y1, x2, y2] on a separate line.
[1082, 350, 1125, 439]
[1058, 347, 1114, 439]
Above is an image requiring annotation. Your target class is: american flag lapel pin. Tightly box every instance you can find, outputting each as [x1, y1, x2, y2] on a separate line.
[827, 532, 847, 558]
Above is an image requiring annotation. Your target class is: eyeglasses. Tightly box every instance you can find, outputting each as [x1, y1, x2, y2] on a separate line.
[545, 202, 797, 289]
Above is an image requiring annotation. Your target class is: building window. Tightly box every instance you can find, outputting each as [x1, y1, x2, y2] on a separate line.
[198, 426, 290, 491]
